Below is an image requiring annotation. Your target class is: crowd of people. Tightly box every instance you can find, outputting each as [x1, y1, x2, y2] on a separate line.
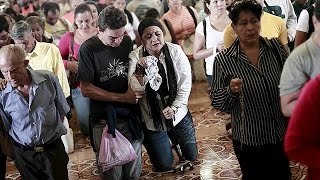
[0, 0, 319, 179]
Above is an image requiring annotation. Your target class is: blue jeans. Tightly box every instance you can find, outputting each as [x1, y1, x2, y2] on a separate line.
[143, 111, 198, 171]
[92, 122, 142, 180]
[72, 87, 90, 135]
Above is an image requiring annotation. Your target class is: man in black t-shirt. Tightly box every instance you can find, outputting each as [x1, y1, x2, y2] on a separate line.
[77, 6, 144, 179]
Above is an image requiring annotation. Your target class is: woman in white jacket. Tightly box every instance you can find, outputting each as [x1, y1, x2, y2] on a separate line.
[128, 17, 198, 172]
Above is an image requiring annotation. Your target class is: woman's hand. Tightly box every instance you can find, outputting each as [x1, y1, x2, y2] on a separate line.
[0, 78, 7, 90]
[162, 106, 175, 120]
[230, 78, 243, 94]
[137, 57, 148, 68]
[67, 61, 78, 74]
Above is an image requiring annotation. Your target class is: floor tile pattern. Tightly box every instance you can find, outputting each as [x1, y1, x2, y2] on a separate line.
[5, 82, 307, 180]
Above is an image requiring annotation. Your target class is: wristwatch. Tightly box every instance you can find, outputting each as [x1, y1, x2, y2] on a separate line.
[171, 106, 178, 114]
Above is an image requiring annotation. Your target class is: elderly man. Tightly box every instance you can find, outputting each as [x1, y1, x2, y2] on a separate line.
[10, 20, 70, 98]
[0, 44, 70, 180]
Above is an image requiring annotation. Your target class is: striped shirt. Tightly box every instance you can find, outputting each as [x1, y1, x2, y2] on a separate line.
[210, 37, 288, 146]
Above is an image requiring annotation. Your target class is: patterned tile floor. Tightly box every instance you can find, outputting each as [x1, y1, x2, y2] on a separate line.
[5, 82, 307, 180]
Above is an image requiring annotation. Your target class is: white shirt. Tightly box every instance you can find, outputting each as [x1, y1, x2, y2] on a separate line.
[128, 43, 192, 130]
[296, 8, 311, 33]
[195, 16, 225, 75]
[125, 12, 140, 41]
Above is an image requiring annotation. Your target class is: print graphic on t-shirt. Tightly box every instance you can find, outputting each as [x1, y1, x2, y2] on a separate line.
[100, 58, 127, 82]
[263, 5, 285, 19]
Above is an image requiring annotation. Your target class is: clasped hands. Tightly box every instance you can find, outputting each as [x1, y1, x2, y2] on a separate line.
[230, 78, 243, 94]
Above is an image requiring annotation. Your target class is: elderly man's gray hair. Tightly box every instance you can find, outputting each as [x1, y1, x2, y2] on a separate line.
[10, 20, 33, 40]
[0, 44, 27, 65]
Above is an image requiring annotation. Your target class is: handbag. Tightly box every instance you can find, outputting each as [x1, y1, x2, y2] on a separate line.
[98, 125, 137, 172]
[68, 32, 78, 89]
[61, 117, 74, 154]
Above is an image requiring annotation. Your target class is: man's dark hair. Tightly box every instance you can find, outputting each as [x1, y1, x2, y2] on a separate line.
[228, 0, 262, 24]
[98, 5, 126, 31]
[0, 15, 10, 33]
[43, 2, 60, 17]
[145, 8, 160, 19]
[314, 0, 320, 21]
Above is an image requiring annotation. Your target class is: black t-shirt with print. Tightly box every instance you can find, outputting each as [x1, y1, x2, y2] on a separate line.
[78, 35, 133, 116]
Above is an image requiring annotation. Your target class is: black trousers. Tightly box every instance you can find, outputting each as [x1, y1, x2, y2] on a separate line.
[13, 138, 69, 180]
[233, 140, 291, 180]
[0, 151, 6, 180]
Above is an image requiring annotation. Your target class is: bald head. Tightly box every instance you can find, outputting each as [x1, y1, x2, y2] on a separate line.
[0, 44, 29, 88]
[0, 44, 27, 66]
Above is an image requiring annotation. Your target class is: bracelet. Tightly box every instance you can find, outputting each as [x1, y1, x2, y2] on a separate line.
[171, 106, 178, 114]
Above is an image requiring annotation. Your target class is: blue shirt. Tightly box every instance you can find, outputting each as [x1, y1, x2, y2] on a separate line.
[0, 70, 69, 146]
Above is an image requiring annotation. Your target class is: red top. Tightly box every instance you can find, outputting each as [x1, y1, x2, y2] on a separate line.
[285, 75, 320, 180]
[58, 31, 81, 88]
[58, 31, 80, 68]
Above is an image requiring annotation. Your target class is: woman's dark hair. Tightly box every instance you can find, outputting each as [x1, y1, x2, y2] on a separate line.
[228, 0, 262, 24]
[0, 15, 10, 33]
[124, 9, 133, 25]
[204, 0, 211, 15]
[98, 5, 127, 31]
[144, 8, 160, 19]
[314, 0, 320, 21]
[85, 0, 100, 13]
[138, 17, 164, 37]
[74, 3, 93, 17]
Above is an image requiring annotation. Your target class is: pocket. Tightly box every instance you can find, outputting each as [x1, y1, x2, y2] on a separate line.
[39, 102, 57, 127]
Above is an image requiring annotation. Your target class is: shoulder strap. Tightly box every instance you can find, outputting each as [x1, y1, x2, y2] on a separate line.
[60, 18, 70, 32]
[264, 0, 276, 15]
[163, 19, 178, 44]
[203, 20, 207, 48]
[69, 32, 75, 59]
[307, 5, 315, 37]
[186, 6, 197, 28]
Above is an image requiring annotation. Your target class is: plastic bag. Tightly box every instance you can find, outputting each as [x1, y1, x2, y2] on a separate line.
[98, 126, 137, 172]
[61, 117, 74, 154]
